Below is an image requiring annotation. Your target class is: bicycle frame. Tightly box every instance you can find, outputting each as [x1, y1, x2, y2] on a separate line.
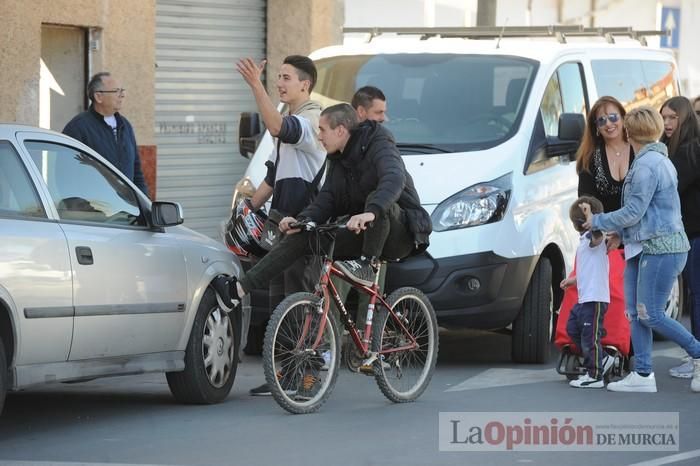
[298, 228, 420, 360]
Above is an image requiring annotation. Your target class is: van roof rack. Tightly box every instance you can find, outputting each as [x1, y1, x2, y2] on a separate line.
[342, 25, 669, 46]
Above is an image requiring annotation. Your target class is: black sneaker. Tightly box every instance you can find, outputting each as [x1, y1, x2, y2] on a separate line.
[249, 382, 273, 396]
[335, 257, 377, 287]
[211, 275, 240, 312]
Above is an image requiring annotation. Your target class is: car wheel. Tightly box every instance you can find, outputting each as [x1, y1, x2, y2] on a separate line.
[166, 289, 239, 404]
[512, 257, 553, 364]
[0, 335, 6, 415]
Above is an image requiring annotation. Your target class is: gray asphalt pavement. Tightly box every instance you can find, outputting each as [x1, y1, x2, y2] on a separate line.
[1, 328, 700, 466]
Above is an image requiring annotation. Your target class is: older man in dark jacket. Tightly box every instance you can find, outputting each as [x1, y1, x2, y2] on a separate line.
[63, 72, 148, 195]
[213, 102, 431, 307]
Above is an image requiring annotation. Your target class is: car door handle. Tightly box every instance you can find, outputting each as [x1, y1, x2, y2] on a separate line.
[75, 246, 94, 265]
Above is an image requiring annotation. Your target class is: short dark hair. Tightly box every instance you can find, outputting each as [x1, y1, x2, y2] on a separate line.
[321, 103, 358, 132]
[351, 86, 386, 110]
[570, 195, 603, 232]
[87, 72, 111, 102]
[283, 55, 317, 92]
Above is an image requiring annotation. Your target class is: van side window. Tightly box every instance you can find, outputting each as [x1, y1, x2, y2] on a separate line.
[540, 62, 587, 137]
[591, 60, 678, 110]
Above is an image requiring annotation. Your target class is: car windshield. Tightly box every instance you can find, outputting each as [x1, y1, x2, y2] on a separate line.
[311, 53, 538, 153]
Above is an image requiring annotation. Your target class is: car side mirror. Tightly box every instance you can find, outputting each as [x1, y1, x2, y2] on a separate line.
[558, 113, 585, 142]
[151, 201, 184, 227]
[239, 112, 262, 159]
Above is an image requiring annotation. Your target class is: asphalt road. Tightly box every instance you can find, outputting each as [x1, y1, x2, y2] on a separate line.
[1, 327, 700, 466]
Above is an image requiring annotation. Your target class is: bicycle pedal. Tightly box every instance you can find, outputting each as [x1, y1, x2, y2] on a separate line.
[358, 364, 374, 375]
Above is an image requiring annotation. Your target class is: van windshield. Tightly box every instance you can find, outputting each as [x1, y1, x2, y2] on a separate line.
[311, 54, 538, 153]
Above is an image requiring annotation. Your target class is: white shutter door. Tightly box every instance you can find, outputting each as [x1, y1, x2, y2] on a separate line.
[155, 0, 266, 237]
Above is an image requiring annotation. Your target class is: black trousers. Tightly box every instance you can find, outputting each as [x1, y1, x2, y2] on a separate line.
[240, 202, 414, 293]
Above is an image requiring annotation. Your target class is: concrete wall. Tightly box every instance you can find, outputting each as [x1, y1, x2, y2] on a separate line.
[0, 0, 156, 144]
[265, 0, 344, 99]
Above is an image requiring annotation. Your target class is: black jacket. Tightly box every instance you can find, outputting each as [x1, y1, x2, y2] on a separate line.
[670, 138, 700, 238]
[300, 121, 431, 252]
[63, 106, 148, 194]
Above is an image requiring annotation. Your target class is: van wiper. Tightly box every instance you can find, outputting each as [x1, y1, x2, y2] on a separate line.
[396, 143, 451, 154]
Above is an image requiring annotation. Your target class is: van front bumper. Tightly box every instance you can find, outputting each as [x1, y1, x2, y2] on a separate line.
[385, 252, 537, 330]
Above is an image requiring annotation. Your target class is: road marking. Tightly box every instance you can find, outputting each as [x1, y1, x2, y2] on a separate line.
[0, 462, 172, 466]
[446, 346, 687, 392]
[626, 448, 700, 466]
[446, 368, 563, 392]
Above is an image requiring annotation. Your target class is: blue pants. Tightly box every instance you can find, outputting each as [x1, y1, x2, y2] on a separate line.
[625, 252, 700, 374]
[683, 237, 700, 339]
[567, 301, 608, 379]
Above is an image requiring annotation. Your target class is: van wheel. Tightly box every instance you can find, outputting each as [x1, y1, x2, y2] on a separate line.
[656, 275, 686, 340]
[167, 289, 239, 404]
[512, 257, 552, 364]
[0, 334, 7, 415]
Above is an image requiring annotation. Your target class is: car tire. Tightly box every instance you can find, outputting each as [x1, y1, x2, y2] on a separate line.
[0, 335, 6, 415]
[167, 289, 239, 404]
[512, 257, 553, 364]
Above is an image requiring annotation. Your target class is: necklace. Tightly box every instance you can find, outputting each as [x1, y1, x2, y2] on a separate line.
[606, 143, 626, 158]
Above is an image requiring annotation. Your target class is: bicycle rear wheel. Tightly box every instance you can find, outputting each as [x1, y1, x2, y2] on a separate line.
[263, 292, 341, 414]
[372, 287, 438, 402]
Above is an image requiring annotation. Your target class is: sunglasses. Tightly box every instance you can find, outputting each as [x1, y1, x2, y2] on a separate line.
[595, 113, 621, 127]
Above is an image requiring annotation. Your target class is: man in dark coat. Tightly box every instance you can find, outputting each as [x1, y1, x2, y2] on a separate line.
[213, 102, 431, 305]
[63, 72, 148, 195]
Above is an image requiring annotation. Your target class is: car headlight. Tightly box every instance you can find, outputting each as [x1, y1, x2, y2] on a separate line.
[431, 173, 511, 232]
[232, 177, 256, 209]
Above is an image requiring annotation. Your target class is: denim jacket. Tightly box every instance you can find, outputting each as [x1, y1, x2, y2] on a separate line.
[591, 142, 684, 243]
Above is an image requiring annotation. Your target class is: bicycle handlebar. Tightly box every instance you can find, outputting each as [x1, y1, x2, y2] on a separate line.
[288, 220, 348, 233]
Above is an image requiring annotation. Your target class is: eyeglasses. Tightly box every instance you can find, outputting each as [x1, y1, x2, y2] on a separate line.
[97, 88, 126, 96]
[595, 113, 620, 127]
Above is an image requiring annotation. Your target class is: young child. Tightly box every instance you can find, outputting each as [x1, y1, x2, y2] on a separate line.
[561, 195, 615, 388]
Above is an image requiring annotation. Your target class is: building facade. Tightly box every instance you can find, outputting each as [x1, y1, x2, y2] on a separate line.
[1, 0, 343, 237]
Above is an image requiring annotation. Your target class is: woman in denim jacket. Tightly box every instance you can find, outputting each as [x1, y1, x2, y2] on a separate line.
[581, 106, 700, 393]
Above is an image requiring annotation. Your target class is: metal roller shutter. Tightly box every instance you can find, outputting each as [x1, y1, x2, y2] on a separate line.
[155, 0, 266, 238]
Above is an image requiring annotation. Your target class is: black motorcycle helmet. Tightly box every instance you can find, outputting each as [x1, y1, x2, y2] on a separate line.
[224, 199, 268, 258]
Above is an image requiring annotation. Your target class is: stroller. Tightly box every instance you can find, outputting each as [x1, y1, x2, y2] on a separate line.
[555, 248, 631, 381]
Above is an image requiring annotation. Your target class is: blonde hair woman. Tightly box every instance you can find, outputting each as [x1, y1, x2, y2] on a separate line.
[581, 106, 700, 393]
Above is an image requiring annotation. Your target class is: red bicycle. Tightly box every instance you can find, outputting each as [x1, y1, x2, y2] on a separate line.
[262, 220, 439, 414]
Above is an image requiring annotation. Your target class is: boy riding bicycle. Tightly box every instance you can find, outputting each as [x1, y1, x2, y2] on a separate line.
[213, 102, 431, 307]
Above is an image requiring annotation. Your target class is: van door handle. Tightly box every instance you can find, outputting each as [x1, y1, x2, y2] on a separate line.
[75, 246, 94, 265]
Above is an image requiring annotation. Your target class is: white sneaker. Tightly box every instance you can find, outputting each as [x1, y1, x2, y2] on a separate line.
[601, 355, 615, 377]
[691, 359, 700, 393]
[607, 371, 657, 393]
[669, 357, 694, 379]
[569, 374, 604, 389]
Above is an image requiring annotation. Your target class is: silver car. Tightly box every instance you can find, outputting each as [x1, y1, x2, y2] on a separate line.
[0, 124, 241, 414]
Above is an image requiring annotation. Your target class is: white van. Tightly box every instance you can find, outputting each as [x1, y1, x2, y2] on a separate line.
[233, 26, 681, 363]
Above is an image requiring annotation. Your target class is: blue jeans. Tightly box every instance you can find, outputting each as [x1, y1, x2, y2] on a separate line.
[684, 237, 700, 339]
[624, 252, 700, 374]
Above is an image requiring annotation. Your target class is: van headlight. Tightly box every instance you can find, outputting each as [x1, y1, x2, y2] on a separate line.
[431, 173, 511, 232]
[232, 177, 256, 208]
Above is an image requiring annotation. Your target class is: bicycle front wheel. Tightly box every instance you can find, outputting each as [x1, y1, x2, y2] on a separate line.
[372, 287, 438, 403]
[263, 292, 341, 414]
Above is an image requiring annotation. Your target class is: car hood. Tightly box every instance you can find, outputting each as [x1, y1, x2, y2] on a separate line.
[401, 149, 513, 205]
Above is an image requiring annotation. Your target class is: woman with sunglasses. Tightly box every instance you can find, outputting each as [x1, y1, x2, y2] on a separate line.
[581, 106, 700, 393]
[660, 96, 700, 379]
[576, 96, 634, 212]
[557, 96, 633, 379]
